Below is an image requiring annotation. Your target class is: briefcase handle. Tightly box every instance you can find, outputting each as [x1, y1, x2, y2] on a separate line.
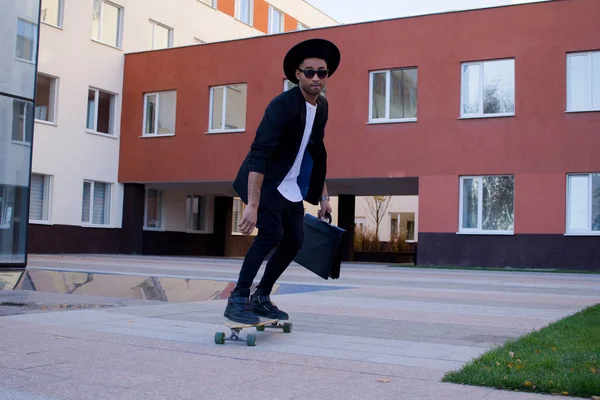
[318, 212, 332, 224]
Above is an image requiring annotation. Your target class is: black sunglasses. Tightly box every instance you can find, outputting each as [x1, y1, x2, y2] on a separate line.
[297, 68, 329, 79]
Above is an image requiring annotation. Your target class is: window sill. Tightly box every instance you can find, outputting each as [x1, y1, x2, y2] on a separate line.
[81, 224, 115, 229]
[564, 232, 600, 236]
[565, 109, 600, 114]
[11, 140, 31, 147]
[41, 21, 63, 30]
[458, 113, 515, 120]
[86, 130, 118, 139]
[91, 39, 122, 51]
[143, 227, 165, 232]
[139, 133, 175, 138]
[185, 229, 210, 234]
[35, 120, 57, 127]
[367, 118, 417, 125]
[205, 129, 246, 134]
[456, 230, 514, 235]
[30, 220, 53, 225]
[15, 57, 36, 65]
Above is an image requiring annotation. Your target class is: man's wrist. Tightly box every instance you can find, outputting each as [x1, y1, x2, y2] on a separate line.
[319, 195, 330, 202]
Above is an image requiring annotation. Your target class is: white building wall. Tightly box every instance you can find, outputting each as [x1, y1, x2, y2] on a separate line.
[32, 0, 336, 232]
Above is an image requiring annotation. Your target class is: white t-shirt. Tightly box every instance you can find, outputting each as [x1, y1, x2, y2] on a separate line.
[277, 101, 317, 202]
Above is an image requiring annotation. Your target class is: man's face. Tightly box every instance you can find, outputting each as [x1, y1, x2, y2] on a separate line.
[295, 58, 328, 96]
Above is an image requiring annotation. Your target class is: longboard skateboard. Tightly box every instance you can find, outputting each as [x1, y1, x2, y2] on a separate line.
[214, 317, 292, 346]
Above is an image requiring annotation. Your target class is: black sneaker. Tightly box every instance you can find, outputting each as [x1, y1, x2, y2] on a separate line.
[250, 292, 289, 320]
[224, 292, 260, 325]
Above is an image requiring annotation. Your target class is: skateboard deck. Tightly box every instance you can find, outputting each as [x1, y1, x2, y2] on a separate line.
[215, 317, 292, 346]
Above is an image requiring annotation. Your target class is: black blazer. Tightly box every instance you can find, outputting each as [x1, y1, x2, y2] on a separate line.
[233, 86, 328, 207]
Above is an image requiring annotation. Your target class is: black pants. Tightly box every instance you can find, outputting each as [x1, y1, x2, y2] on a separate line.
[234, 191, 304, 296]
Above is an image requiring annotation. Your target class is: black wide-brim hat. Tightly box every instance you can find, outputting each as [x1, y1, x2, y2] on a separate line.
[283, 38, 341, 84]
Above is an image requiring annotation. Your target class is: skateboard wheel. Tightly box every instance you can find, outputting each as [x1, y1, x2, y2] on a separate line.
[256, 325, 265, 332]
[214, 332, 225, 345]
[283, 322, 292, 333]
[246, 334, 257, 346]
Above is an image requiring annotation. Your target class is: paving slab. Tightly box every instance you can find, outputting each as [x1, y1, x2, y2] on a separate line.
[0, 254, 597, 400]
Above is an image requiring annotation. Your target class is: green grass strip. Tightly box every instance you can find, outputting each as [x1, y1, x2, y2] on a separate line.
[443, 304, 600, 398]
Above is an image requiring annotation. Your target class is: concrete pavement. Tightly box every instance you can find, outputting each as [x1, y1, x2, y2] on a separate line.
[0, 254, 598, 399]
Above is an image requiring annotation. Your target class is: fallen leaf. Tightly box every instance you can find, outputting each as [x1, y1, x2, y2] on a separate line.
[523, 381, 532, 387]
[127, 320, 134, 323]
[551, 347, 557, 352]
[516, 365, 525, 370]
[496, 361, 501, 366]
[591, 367, 598, 373]
[509, 351, 515, 358]
[561, 392, 568, 395]
[377, 378, 390, 383]
[508, 363, 514, 368]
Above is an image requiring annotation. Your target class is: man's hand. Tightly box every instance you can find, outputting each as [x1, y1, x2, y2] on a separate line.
[318, 200, 332, 221]
[239, 205, 258, 235]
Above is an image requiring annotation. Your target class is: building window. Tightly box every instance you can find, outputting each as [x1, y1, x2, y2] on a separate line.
[0, 187, 16, 229]
[567, 51, 600, 112]
[149, 20, 173, 50]
[369, 68, 418, 123]
[12, 100, 34, 145]
[87, 88, 116, 135]
[198, 0, 217, 7]
[209, 84, 247, 133]
[35, 74, 58, 124]
[461, 59, 515, 118]
[284, 79, 326, 97]
[15, 18, 38, 62]
[566, 174, 600, 235]
[459, 175, 514, 234]
[91, 0, 123, 48]
[186, 195, 206, 232]
[390, 212, 415, 241]
[41, 0, 63, 27]
[144, 189, 163, 229]
[297, 22, 308, 30]
[82, 180, 111, 225]
[143, 91, 177, 136]
[29, 174, 51, 222]
[232, 198, 245, 233]
[268, 7, 283, 34]
[236, 0, 253, 25]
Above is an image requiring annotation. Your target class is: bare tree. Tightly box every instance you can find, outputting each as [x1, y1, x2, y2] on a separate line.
[362, 196, 392, 241]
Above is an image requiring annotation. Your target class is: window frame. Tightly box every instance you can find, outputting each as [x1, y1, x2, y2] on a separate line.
[368, 67, 418, 124]
[297, 22, 308, 30]
[208, 84, 247, 134]
[142, 91, 177, 137]
[185, 195, 207, 233]
[86, 87, 117, 136]
[460, 58, 516, 119]
[235, 0, 254, 26]
[144, 188, 164, 230]
[11, 100, 34, 146]
[81, 180, 112, 227]
[566, 173, 600, 236]
[149, 20, 174, 50]
[15, 18, 38, 63]
[34, 73, 59, 125]
[198, 0, 217, 8]
[40, 0, 64, 28]
[268, 6, 283, 34]
[91, 0, 124, 49]
[458, 175, 515, 235]
[566, 51, 600, 113]
[29, 174, 52, 224]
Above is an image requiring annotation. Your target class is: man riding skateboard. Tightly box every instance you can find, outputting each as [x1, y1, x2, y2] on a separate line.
[225, 38, 341, 324]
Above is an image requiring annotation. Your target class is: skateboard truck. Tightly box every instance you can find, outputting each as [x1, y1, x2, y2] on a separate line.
[215, 318, 292, 346]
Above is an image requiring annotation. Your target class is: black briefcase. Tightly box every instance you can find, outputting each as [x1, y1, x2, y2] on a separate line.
[293, 213, 346, 280]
